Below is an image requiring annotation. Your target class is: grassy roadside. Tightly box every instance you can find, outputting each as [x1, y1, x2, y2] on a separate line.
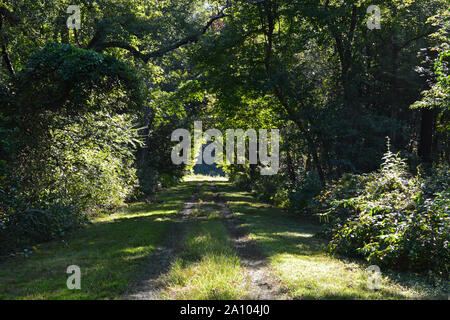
[160, 218, 249, 299]
[217, 181, 448, 300]
[160, 182, 251, 300]
[0, 181, 197, 300]
[1, 176, 446, 300]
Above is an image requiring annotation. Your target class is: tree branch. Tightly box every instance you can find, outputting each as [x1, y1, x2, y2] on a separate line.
[1, 44, 15, 75]
[0, 13, 15, 75]
[0, 7, 19, 25]
[399, 29, 435, 50]
[92, 5, 231, 62]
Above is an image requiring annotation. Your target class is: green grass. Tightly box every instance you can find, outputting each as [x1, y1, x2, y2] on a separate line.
[183, 174, 228, 182]
[0, 182, 197, 300]
[160, 220, 250, 300]
[1, 176, 446, 300]
[217, 181, 448, 300]
[160, 183, 250, 300]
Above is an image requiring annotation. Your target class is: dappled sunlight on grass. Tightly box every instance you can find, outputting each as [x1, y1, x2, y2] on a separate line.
[269, 252, 416, 299]
[274, 231, 315, 239]
[1, 178, 445, 300]
[0, 182, 197, 299]
[161, 220, 250, 300]
[160, 185, 251, 300]
[183, 174, 228, 182]
[219, 182, 446, 300]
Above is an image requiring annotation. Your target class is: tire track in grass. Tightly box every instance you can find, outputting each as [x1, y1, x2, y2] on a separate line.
[127, 179, 286, 300]
[122, 183, 202, 300]
[210, 182, 289, 300]
[156, 181, 254, 300]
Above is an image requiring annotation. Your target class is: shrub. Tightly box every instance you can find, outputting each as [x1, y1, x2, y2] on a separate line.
[288, 171, 323, 212]
[314, 140, 449, 276]
[0, 206, 87, 255]
[230, 170, 253, 191]
[252, 174, 287, 204]
[0, 44, 143, 255]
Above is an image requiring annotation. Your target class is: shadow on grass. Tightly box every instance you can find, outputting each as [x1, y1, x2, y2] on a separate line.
[0, 182, 198, 300]
[159, 217, 249, 300]
[218, 182, 445, 300]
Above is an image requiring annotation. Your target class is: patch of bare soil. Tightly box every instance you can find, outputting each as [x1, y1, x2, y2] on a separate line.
[121, 184, 201, 300]
[210, 182, 290, 300]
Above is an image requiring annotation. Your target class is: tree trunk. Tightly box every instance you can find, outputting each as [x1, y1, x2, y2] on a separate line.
[418, 108, 434, 163]
[139, 108, 155, 169]
[286, 149, 296, 184]
[391, 43, 399, 143]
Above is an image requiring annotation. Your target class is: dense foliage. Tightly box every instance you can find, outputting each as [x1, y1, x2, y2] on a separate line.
[186, 1, 449, 276]
[0, 0, 204, 254]
[308, 141, 449, 275]
[0, 0, 448, 277]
